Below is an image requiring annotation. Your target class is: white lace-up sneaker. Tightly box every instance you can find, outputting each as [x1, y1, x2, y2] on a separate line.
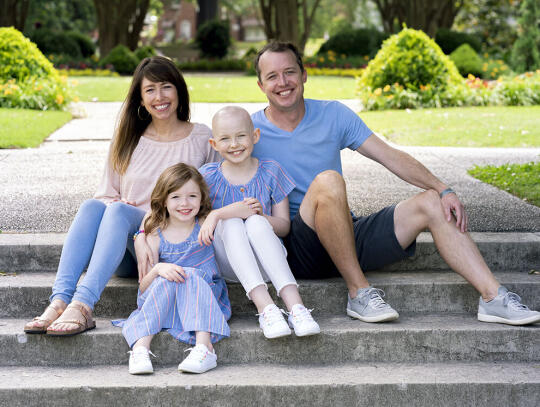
[257, 303, 291, 339]
[128, 347, 155, 375]
[478, 286, 540, 326]
[287, 304, 321, 336]
[178, 344, 217, 374]
[347, 287, 399, 322]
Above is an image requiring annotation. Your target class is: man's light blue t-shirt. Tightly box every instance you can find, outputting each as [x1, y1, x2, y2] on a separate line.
[251, 99, 373, 219]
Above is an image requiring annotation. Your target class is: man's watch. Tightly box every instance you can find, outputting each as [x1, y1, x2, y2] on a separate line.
[439, 188, 455, 199]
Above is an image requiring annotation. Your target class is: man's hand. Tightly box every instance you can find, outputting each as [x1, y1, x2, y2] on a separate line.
[441, 192, 468, 233]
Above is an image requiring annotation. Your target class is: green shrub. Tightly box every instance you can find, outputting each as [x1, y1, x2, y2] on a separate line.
[357, 70, 540, 111]
[177, 58, 246, 72]
[305, 52, 369, 69]
[511, 0, 540, 73]
[450, 44, 484, 78]
[196, 20, 231, 59]
[0, 27, 72, 110]
[135, 45, 157, 62]
[481, 58, 512, 79]
[0, 27, 57, 81]
[435, 28, 482, 54]
[318, 28, 388, 58]
[359, 28, 464, 94]
[306, 67, 364, 78]
[58, 68, 119, 77]
[100, 45, 139, 75]
[29, 28, 82, 58]
[66, 31, 96, 58]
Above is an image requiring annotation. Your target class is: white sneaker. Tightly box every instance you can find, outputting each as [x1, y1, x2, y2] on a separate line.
[178, 344, 217, 374]
[128, 347, 155, 375]
[287, 304, 320, 336]
[257, 303, 291, 339]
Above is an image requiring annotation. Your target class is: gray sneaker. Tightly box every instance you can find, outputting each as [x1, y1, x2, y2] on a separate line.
[478, 286, 540, 326]
[347, 287, 399, 322]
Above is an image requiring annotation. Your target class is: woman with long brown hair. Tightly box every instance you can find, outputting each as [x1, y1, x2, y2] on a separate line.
[24, 56, 219, 336]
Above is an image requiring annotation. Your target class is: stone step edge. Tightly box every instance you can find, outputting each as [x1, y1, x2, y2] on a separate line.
[2, 232, 539, 273]
[0, 363, 538, 407]
[3, 314, 539, 367]
[1, 362, 538, 386]
[3, 271, 540, 318]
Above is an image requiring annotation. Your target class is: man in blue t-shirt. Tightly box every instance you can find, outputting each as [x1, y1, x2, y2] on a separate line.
[250, 41, 540, 326]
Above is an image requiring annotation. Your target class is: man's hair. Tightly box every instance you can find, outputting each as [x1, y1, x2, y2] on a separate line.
[254, 41, 305, 82]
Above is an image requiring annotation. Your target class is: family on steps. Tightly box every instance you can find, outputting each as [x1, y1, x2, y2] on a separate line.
[23, 43, 540, 375]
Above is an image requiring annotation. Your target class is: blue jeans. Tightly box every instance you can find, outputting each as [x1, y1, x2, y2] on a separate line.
[50, 199, 145, 309]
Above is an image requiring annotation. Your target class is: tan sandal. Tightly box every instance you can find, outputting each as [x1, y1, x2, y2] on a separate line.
[24, 302, 65, 334]
[46, 302, 96, 337]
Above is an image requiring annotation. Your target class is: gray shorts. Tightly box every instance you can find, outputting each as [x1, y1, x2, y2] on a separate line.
[284, 205, 416, 279]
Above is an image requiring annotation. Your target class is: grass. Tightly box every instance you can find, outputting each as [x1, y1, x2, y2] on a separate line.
[360, 106, 540, 147]
[71, 75, 357, 102]
[70, 76, 132, 102]
[468, 161, 540, 207]
[0, 108, 71, 148]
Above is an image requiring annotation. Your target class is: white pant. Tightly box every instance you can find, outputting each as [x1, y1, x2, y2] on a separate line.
[213, 215, 298, 298]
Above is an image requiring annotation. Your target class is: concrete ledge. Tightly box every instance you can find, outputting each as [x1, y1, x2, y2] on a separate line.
[1, 272, 539, 318]
[0, 363, 538, 407]
[1, 232, 539, 273]
[2, 314, 539, 366]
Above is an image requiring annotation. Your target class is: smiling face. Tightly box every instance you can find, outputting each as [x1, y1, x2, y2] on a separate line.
[165, 179, 202, 223]
[140, 76, 179, 121]
[257, 50, 307, 113]
[210, 107, 260, 165]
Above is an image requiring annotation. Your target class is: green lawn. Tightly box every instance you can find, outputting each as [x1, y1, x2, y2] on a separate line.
[361, 106, 540, 147]
[468, 162, 540, 207]
[71, 75, 357, 102]
[0, 108, 72, 148]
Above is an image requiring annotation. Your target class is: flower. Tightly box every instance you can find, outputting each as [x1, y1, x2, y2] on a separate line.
[374, 88, 382, 96]
[55, 94, 64, 105]
[383, 85, 391, 92]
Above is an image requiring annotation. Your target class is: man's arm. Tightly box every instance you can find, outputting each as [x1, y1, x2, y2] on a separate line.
[356, 133, 467, 232]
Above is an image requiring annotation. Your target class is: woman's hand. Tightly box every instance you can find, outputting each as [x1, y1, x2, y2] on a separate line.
[244, 197, 262, 215]
[153, 263, 187, 283]
[113, 198, 136, 206]
[198, 211, 219, 246]
[134, 234, 157, 282]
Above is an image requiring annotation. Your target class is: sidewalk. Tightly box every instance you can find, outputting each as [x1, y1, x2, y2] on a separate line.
[1, 101, 539, 233]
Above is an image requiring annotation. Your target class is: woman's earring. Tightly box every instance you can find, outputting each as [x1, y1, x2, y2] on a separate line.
[138, 105, 150, 120]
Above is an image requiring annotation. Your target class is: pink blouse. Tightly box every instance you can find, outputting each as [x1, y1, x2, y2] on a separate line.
[94, 123, 219, 211]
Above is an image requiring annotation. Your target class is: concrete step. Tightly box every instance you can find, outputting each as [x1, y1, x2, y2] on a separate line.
[2, 271, 539, 318]
[1, 232, 539, 273]
[0, 363, 538, 407]
[3, 314, 539, 367]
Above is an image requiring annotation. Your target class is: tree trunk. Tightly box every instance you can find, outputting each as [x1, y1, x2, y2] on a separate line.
[258, 0, 321, 54]
[197, 0, 219, 27]
[373, 0, 463, 37]
[0, 0, 30, 31]
[93, 0, 150, 57]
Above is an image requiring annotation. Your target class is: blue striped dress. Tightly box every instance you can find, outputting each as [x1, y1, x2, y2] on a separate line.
[113, 222, 231, 347]
[199, 159, 295, 213]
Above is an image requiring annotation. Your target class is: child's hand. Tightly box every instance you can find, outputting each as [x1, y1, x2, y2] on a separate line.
[243, 197, 262, 215]
[153, 263, 187, 283]
[198, 212, 219, 246]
